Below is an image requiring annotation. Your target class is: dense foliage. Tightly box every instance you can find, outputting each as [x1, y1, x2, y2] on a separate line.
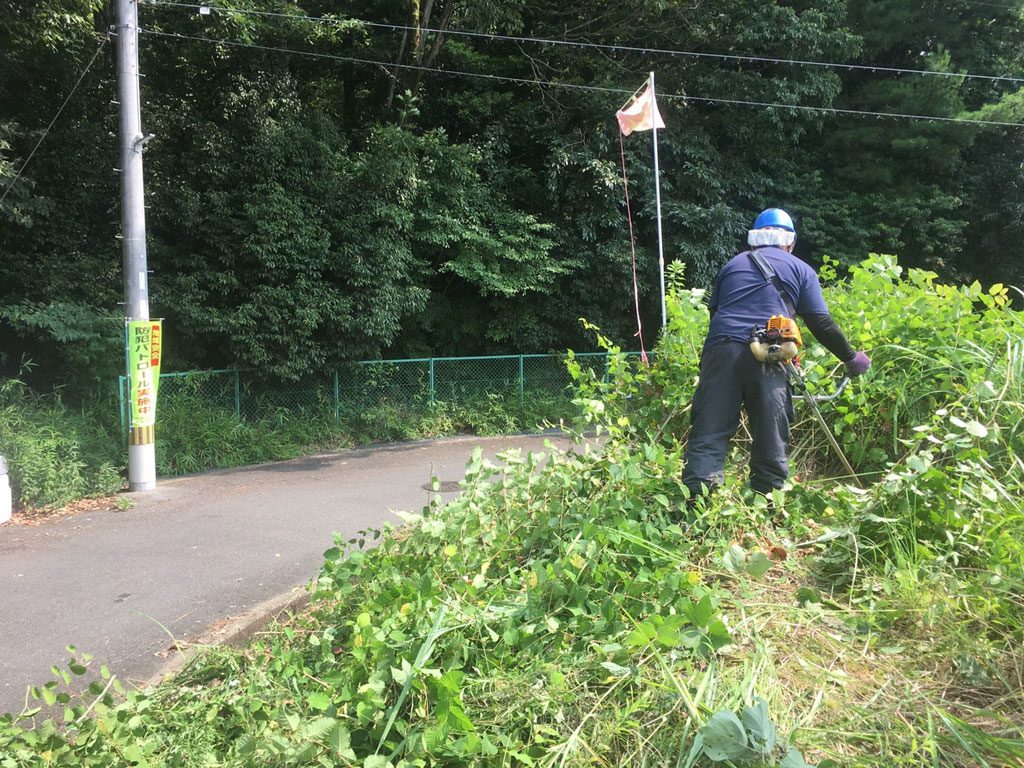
[1, 0, 1023, 384]
[0, 376, 121, 507]
[0, 377, 573, 507]
[2, 257, 1022, 766]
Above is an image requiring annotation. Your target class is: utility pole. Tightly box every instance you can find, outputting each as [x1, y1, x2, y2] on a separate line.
[117, 0, 156, 491]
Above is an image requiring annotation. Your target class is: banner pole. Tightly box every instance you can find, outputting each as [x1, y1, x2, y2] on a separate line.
[650, 71, 667, 329]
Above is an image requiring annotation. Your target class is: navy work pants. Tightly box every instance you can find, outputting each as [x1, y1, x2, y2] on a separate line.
[682, 340, 795, 495]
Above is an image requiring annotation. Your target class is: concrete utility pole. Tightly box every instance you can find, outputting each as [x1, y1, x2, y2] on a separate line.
[117, 0, 156, 491]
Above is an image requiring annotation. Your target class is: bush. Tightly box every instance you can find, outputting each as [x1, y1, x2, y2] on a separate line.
[2, 256, 1021, 766]
[572, 255, 1024, 580]
[0, 378, 123, 508]
[156, 390, 574, 477]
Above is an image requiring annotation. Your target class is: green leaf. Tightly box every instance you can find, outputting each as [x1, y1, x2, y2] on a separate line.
[391, 662, 413, 685]
[625, 620, 657, 647]
[122, 744, 145, 763]
[307, 692, 331, 711]
[305, 717, 338, 741]
[364, 756, 393, 768]
[796, 587, 821, 606]
[655, 622, 681, 647]
[965, 420, 988, 438]
[723, 544, 747, 573]
[701, 711, 750, 761]
[780, 747, 813, 768]
[745, 552, 773, 579]
[234, 734, 255, 757]
[686, 595, 715, 627]
[423, 723, 450, 752]
[356, 700, 378, 723]
[705, 619, 732, 649]
[329, 723, 357, 759]
[907, 455, 929, 472]
[740, 698, 777, 754]
[675, 627, 701, 650]
[600, 661, 632, 677]
[447, 703, 475, 732]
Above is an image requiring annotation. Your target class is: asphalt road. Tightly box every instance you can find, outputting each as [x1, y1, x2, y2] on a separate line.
[0, 433, 581, 716]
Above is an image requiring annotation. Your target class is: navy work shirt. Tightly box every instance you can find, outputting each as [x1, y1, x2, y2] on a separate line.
[705, 246, 829, 346]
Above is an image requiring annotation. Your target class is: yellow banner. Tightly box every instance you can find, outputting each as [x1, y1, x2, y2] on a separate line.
[128, 320, 163, 429]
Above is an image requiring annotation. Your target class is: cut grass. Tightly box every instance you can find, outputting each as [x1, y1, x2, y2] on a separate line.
[4, 258, 1023, 766]
[708, 566, 1024, 766]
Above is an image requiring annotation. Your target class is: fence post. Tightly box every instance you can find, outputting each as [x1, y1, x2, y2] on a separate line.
[519, 355, 525, 403]
[333, 370, 340, 422]
[234, 369, 241, 420]
[428, 358, 435, 405]
[603, 354, 610, 384]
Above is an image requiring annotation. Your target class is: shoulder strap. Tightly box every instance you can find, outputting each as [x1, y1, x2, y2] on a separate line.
[748, 250, 797, 318]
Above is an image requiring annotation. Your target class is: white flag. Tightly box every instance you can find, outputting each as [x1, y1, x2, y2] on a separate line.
[616, 84, 666, 136]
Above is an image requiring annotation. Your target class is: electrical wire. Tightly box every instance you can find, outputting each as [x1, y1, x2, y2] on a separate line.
[139, 0, 1024, 86]
[958, 0, 1023, 9]
[0, 34, 110, 207]
[138, 28, 1024, 128]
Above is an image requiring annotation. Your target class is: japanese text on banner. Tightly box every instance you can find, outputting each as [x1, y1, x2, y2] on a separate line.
[128, 320, 163, 429]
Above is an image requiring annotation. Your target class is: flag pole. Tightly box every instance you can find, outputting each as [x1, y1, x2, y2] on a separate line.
[649, 71, 667, 329]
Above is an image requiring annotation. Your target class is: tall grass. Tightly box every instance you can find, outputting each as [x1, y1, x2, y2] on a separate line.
[156, 390, 573, 476]
[0, 373, 574, 504]
[0, 378, 122, 508]
[2, 256, 1021, 767]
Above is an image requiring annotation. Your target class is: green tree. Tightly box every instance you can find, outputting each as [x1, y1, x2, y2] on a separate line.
[799, 0, 1024, 275]
[2, 0, 1022, 388]
[0, 0, 120, 386]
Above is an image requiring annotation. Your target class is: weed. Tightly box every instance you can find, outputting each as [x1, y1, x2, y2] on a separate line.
[0, 377, 122, 508]
[2, 256, 1022, 766]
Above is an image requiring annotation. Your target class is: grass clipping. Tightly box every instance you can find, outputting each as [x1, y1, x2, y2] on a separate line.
[3, 255, 1024, 767]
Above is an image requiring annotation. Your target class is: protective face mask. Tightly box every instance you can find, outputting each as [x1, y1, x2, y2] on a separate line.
[747, 229, 796, 248]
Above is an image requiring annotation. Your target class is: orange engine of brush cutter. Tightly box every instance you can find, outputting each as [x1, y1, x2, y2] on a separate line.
[765, 315, 802, 347]
[749, 315, 803, 363]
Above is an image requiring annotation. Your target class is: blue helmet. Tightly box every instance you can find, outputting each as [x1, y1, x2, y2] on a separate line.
[753, 208, 795, 232]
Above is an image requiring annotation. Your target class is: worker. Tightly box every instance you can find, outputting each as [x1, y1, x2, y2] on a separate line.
[682, 208, 871, 501]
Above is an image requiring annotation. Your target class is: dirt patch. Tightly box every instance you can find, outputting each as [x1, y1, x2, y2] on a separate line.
[10, 495, 123, 526]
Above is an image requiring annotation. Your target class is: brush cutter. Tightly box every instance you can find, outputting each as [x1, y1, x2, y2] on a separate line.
[784, 361, 863, 487]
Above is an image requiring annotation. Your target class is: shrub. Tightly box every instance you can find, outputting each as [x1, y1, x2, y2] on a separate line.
[2, 256, 1021, 767]
[0, 378, 122, 508]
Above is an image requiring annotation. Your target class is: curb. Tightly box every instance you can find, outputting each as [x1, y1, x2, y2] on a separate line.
[144, 586, 311, 688]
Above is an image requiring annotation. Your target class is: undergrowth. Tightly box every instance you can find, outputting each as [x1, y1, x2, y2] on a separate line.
[0, 378, 122, 508]
[0, 382, 572, 505]
[1, 255, 1022, 766]
[155, 391, 572, 476]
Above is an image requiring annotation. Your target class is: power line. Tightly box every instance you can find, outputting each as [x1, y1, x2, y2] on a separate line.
[959, 0, 1023, 9]
[139, 0, 1024, 86]
[0, 34, 110, 208]
[139, 28, 1024, 128]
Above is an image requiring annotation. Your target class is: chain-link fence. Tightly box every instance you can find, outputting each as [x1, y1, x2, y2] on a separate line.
[118, 352, 633, 432]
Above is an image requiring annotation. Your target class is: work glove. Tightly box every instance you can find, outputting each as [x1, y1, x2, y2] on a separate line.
[845, 350, 871, 377]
